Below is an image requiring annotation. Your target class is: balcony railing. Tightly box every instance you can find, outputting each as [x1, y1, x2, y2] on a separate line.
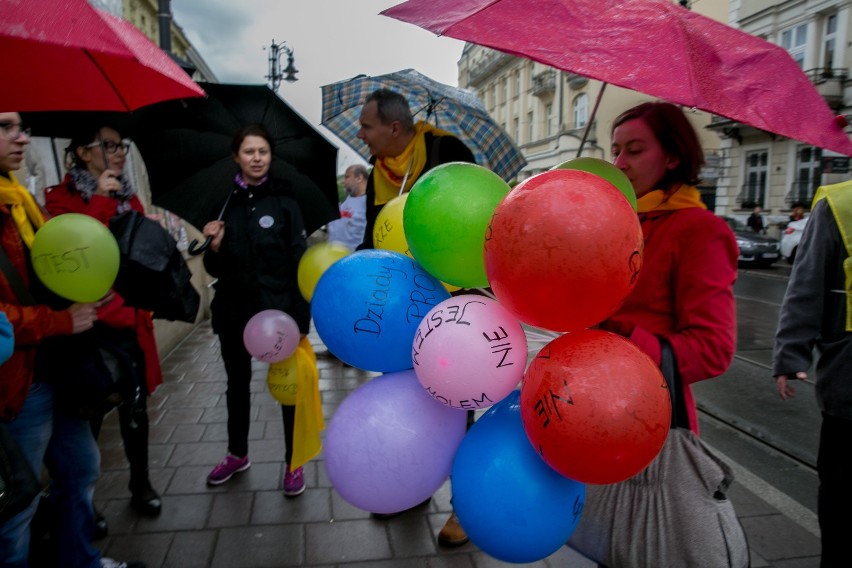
[532, 70, 556, 97]
[786, 180, 819, 207]
[468, 50, 513, 85]
[737, 184, 764, 208]
[805, 67, 848, 108]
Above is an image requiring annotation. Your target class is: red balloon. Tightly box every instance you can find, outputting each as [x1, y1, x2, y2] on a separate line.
[520, 330, 670, 484]
[484, 169, 643, 332]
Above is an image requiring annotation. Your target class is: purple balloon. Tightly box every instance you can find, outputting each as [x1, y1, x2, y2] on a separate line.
[242, 309, 300, 363]
[324, 370, 467, 514]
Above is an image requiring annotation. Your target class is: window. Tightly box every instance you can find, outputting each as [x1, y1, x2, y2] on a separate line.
[502, 78, 508, 103]
[513, 117, 520, 142]
[545, 104, 554, 136]
[791, 145, 822, 205]
[528, 111, 534, 140]
[742, 150, 768, 207]
[823, 14, 837, 72]
[573, 93, 588, 128]
[780, 23, 808, 68]
[514, 71, 521, 98]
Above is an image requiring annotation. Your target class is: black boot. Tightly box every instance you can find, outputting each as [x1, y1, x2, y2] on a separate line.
[93, 507, 109, 540]
[129, 479, 162, 516]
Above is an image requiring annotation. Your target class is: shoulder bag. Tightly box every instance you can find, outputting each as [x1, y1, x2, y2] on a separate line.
[567, 337, 750, 567]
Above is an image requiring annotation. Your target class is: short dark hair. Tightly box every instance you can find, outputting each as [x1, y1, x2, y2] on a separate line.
[364, 89, 414, 132]
[612, 102, 704, 189]
[65, 123, 122, 170]
[231, 123, 274, 155]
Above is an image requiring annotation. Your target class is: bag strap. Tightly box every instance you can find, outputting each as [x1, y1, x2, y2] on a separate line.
[659, 336, 689, 430]
[0, 243, 35, 306]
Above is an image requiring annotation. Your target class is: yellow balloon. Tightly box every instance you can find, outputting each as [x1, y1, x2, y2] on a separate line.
[30, 213, 120, 302]
[267, 355, 298, 406]
[297, 241, 351, 302]
[374, 194, 410, 255]
[374, 194, 460, 293]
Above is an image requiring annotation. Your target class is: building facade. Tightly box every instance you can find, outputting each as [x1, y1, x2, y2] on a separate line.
[710, 0, 852, 230]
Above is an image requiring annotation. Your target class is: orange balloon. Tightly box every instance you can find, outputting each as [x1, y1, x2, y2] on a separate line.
[520, 330, 670, 484]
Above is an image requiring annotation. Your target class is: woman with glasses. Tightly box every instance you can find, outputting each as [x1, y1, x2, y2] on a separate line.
[43, 125, 164, 528]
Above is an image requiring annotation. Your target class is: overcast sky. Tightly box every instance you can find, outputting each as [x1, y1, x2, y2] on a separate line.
[171, 0, 466, 170]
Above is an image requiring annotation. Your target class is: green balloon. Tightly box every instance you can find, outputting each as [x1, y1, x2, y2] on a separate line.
[404, 162, 510, 288]
[554, 157, 637, 210]
[31, 213, 120, 303]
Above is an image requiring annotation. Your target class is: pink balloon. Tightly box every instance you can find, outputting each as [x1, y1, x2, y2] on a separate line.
[412, 295, 528, 410]
[242, 309, 300, 363]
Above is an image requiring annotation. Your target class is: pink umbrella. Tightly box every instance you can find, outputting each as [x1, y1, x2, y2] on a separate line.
[1, 0, 204, 111]
[383, 0, 852, 156]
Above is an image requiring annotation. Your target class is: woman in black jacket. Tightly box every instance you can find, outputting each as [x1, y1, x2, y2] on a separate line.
[201, 124, 310, 496]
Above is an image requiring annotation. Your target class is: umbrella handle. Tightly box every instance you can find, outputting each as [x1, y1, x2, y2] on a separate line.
[187, 236, 212, 256]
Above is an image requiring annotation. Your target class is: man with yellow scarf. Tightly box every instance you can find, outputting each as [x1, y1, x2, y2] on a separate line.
[354, 90, 475, 547]
[773, 180, 852, 568]
[356, 89, 475, 249]
[0, 112, 144, 568]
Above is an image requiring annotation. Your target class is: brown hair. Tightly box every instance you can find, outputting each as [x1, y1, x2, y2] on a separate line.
[231, 123, 274, 155]
[612, 102, 704, 189]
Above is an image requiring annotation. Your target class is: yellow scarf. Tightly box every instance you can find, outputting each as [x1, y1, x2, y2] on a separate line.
[0, 172, 45, 248]
[636, 185, 707, 213]
[373, 121, 454, 206]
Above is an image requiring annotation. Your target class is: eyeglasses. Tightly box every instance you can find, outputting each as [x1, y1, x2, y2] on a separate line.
[0, 122, 31, 141]
[86, 139, 131, 155]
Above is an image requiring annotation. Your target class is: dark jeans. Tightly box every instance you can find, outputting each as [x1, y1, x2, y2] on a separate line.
[817, 412, 852, 568]
[219, 327, 295, 464]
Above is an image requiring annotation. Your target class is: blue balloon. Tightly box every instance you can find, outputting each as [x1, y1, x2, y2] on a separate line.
[311, 249, 450, 372]
[451, 391, 586, 563]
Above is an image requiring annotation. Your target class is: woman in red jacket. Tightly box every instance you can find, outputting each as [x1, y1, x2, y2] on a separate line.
[44, 125, 163, 520]
[603, 102, 738, 434]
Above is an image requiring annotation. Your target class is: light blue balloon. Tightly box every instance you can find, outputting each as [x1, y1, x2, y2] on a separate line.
[452, 391, 586, 563]
[311, 249, 450, 372]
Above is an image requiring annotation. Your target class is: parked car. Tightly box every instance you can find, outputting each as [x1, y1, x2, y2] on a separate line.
[780, 217, 809, 264]
[721, 216, 781, 267]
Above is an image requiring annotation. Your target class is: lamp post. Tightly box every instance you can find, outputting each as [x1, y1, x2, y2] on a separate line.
[265, 39, 298, 91]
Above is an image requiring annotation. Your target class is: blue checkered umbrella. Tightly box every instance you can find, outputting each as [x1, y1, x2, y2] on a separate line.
[321, 68, 526, 181]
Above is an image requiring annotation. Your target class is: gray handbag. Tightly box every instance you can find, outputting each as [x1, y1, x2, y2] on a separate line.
[567, 338, 750, 568]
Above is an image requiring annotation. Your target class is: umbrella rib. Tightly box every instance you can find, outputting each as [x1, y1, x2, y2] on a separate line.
[82, 49, 132, 111]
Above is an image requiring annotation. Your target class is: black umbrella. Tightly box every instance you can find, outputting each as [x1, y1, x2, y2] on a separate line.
[132, 82, 340, 237]
[25, 82, 340, 237]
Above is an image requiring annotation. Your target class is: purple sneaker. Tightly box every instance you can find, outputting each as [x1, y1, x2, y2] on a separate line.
[283, 465, 305, 497]
[207, 454, 251, 486]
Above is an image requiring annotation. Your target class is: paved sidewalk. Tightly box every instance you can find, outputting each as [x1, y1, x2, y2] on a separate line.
[90, 320, 822, 567]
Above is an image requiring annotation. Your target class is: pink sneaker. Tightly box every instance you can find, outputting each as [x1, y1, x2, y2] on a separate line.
[283, 465, 305, 497]
[207, 454, 251, 486]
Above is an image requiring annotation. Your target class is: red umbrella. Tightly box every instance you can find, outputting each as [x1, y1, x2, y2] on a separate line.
[383, 0, 852, 156]
[1, 0, 204, 112]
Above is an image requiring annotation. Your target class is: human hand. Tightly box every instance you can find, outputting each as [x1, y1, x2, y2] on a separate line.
[95, 169, 122, 197]
[68, 303, 98, 333]
[775, 372, 807, 400]
[203, 220, 225, 252]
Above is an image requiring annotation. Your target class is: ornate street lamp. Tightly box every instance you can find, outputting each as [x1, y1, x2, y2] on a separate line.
[265, 39, 298, 91]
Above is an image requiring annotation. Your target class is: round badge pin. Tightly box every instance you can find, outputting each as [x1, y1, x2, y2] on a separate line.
[259, 215, 275, 229]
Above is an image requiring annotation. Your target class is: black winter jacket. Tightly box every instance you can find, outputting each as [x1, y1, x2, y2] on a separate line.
[203, 178, 310, 335]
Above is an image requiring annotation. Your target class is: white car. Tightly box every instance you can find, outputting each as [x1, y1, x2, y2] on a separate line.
[780, 217, 808, 264]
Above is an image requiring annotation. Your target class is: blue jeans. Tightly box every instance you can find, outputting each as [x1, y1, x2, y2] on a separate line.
[0, 383, 102, 568]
